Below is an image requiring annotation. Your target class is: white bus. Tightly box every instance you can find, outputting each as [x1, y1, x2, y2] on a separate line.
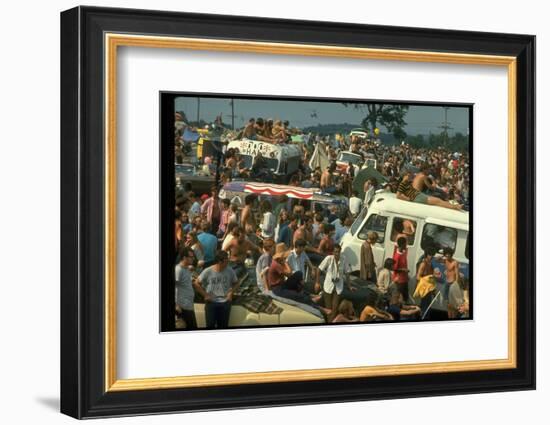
[227, 139, 303, 183]
[340, 191, 469, 311]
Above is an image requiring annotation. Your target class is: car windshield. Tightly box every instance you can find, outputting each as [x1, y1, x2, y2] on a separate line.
[175, 164, 195, 175]
[337, 152, 362, 165]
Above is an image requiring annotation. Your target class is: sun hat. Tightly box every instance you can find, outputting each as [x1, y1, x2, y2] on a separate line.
[273, 242, 289, 260]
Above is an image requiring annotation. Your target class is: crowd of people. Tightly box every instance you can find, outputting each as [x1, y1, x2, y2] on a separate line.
[174, 114, 470, 330]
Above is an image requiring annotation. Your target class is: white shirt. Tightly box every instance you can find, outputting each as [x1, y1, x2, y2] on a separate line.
[260, 211, 276, 238]
[318, 254, 347, 295]
[286, 250, 309, 275]
[349, 196, 363, 216]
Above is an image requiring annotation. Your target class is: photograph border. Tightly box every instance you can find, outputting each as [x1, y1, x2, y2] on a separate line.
[60, 6, 535, 419]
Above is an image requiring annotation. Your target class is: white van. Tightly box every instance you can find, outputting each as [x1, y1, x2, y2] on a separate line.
[340, 191, 470, 311]
[227, 139, 303, 183]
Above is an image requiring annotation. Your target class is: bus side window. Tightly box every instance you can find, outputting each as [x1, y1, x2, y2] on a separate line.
[357, 214, 388, 243]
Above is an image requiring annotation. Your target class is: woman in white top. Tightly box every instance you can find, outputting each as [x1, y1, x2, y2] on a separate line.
[259, 200, 276, 239]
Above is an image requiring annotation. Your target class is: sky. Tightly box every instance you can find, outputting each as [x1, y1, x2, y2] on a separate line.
[174, 96, 470, 136]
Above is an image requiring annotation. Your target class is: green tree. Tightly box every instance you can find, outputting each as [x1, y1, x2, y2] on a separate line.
[343, 103, 409, 140]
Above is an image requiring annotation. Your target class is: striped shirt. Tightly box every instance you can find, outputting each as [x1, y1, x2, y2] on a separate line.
[397, 179, 419, 201]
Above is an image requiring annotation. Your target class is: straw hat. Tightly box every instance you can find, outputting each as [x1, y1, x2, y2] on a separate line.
[273, 242, 289, 260]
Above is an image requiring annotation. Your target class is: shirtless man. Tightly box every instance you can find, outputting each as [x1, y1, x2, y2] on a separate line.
[227, 228, 260, 263]
[397, 173, 462, 210]
[243, 118, 256, 139]
[254, 118, 276, 143]
[412, 164, 436, 192]
[443, 247, 459, 286]
[320, 163, 336, 193]
[240, 194, 257, 234]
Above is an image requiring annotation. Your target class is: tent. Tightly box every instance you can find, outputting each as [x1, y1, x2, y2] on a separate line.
[352, 166, 388, 199]
[308, 141, 330, 171]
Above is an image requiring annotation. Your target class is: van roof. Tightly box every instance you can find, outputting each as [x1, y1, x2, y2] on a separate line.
[369, 192, 469, 226]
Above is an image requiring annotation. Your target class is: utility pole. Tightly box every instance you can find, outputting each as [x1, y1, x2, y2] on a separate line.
[230, 99, 235, 130]
[438, 106, 453, 147]
[197, 98, 200, 125]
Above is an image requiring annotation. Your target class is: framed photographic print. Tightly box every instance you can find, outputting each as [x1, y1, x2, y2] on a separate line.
[60, 5, 535, 419]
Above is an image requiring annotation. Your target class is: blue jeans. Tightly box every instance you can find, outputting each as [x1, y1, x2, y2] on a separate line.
[205, 301, 232, 329]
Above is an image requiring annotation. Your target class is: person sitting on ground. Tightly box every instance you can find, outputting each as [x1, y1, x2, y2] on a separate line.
[332, 300, 359, 323]
[386, 283, 421, 320]
[359, 297, 394, 322]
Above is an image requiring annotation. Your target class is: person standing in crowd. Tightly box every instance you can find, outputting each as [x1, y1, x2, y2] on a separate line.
[317, 223, 335, 256]
[377, 258, 394, 296]
[360, 231, 378, 282]
[256, 238, 275, 292]
[226, 226, 260, 277]
[317, 244, 347, 322]
[320, 163, 337, 193]
[259, 199, 276, 239]
[392, 236, 410, 303]
[197, 222, 218, 268]
[175, 247, 197, 330]
[187, 191, 201, 221]
[185, 231, 205, 269]
[441, 247, 461, 317]
[217, 198, 231, 239]
[349, 190, 363, 217]
[363, 178, 376, 205]
[201, 186, 222, 231]
[195, 251, 239, 329]
[277, 213, 298, 248]
[240, 194, 257, 234]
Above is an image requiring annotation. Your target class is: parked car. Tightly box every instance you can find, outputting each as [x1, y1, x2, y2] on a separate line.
[175, 163, 215, 195]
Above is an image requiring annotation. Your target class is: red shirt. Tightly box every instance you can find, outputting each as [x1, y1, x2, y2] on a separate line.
[392, 248, 408, 284]
[268, 260, 285, 287]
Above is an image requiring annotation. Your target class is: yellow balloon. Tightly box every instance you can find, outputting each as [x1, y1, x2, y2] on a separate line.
[374, 127, 380, 136]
